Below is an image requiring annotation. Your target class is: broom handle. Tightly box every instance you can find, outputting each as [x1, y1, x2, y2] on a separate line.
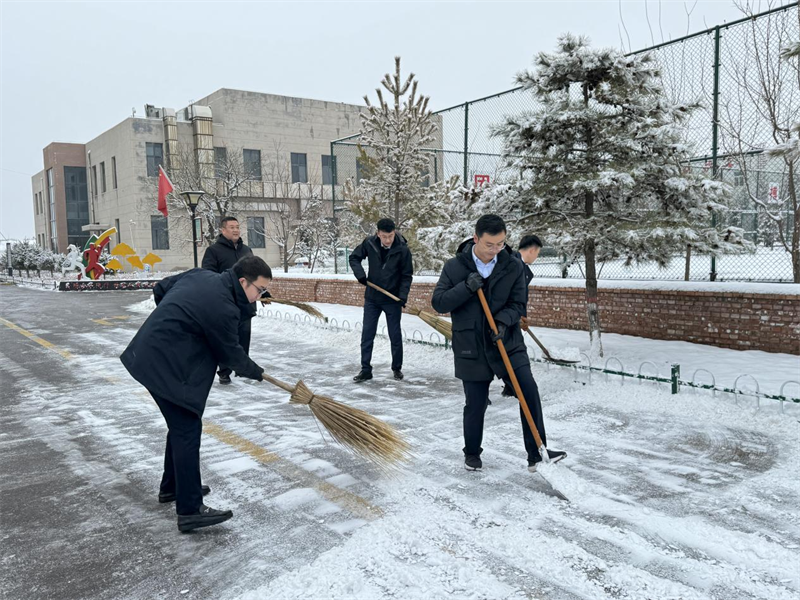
[477, 289, 546, 450]
[261, 372, 295, 394]
[367, 282, 403, 303]
[524, 327, 555, 360]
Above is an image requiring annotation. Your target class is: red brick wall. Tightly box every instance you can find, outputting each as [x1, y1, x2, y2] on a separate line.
[269, 278, 800, 355]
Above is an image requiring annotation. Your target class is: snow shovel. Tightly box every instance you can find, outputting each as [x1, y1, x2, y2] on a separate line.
[522, 325, 579, 365]
[477, 289, 569, 501]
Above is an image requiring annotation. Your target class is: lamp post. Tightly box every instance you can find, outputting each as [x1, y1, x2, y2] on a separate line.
[180, 190, 204, 268]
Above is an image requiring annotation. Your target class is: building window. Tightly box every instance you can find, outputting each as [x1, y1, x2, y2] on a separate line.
[243, 149, 262, 181]
[322, 155, 336, 185]
[214, 147, 227, 179]
[734, 170, 744, 187]
[151, 215, 169, 250]
[355, 158, 366, 183]
[65, 166, 89, 249]
[247, 216, 265, 248]
[91, 165, 98, 198]
[33, 193, 38, 215]
[146, 142, 163, 177]
[115, 219, 121, 244]
[100, 162, 107, 193]
[47, 168, 57, 251]
[291, 153, 308, 183]
[112, 156, 118, 189]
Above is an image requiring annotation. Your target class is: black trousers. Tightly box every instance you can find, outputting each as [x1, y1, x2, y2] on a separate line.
[360, 300, 403, 372]
[219, 317, 252, 378]
[462, 363, 547, 460]
[150, 393, 204, 516]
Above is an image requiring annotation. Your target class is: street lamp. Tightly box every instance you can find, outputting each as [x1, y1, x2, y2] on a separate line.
[180, 190, 204, 268]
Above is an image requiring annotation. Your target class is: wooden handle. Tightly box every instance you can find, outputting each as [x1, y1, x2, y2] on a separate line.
[367, 281, 403, 303]
[477, 289, 545, 450]
[261, 372, 295, 394]
[524, 327, 554, 360]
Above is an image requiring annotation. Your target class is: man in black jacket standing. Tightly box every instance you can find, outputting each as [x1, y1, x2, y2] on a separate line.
[121, 256, 270, 532]
[432, 215, 565, 472]
[202, 216, 255, 385]
[349, 218, 413, 382]
[502, 234, 543, 397]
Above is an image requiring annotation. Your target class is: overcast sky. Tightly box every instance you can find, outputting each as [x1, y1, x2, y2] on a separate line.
[1, 1, 747, 239]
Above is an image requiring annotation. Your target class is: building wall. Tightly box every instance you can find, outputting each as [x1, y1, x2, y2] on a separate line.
[31, 170, 47, 248]
[265, 278, 800, 355]
[38, 143, 87, 253]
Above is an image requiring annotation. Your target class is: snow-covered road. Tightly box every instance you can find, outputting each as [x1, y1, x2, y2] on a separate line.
[1, 285, 798, 600]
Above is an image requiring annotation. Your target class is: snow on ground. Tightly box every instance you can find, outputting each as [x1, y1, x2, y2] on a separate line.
[123, 296, 800, 598]
[183, 299, 798, 400]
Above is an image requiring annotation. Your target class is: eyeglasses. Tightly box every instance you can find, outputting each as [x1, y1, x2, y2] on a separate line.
[480, 240, 506, 251]
[247, 280, 269, 296]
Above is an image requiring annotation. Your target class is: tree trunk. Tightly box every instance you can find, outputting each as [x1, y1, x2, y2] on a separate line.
[684, 245, 692, 281]
[584, 237, 603, 357]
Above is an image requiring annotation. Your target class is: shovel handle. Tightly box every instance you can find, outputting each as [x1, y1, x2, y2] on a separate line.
[477, 289, 545, 450]
[524, 327, 554, 360]
[367, 281, 403, 303]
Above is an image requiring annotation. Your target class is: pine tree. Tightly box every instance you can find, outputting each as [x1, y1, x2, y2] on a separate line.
[487, 35, 750, 354]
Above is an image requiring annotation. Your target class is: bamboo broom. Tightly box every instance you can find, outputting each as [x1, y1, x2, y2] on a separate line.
[260, 297, 328, 322]
[405, 306, 452, 340]
[261, 373, 412, 471]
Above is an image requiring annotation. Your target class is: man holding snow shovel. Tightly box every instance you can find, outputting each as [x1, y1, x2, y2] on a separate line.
[432, 215, 566, 472]
[349, 218, 414, 383]
[501, 234, 543, 398]
[121, 256, 270, 532]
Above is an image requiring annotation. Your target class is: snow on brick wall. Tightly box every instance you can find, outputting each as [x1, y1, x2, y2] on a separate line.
[268, 278, 800, 355]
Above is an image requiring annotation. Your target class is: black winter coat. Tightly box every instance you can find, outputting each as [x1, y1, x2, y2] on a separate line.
[513, 250, 534, 301]
[432, 241, 529, 381]
[202, 235, 253, 272]
[349, 234, 413, 305]
[202, 235, 257, 318]
[120, 268, 264, 415]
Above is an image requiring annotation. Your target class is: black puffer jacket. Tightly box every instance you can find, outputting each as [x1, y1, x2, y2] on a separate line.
[120, 268, 263, 415]
[431, 241, 528, 381]
[202, 235, 257, 318]
[349, 234, 413, 305]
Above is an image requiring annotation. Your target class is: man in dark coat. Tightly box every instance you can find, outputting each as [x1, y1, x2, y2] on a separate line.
[121, 256, 270, 532]
[349, 218, 413, 382]
[502, 234, 543, 398]
[432, 215, 565, 472]
[202, 216, 257, 385]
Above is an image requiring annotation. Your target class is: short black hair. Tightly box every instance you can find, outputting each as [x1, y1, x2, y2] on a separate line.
[220, 216, 239, 227]
[233, 255, 272, 280]
[376, 218, 396, 233]
[519, 234, 543, 250]
[475, 214, 506, 237]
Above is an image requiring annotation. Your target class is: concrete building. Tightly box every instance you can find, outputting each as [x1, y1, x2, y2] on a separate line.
[32, 88, 366, 270]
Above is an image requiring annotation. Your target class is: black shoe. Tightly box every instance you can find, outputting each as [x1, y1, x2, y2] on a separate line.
[501, 384, 517, 398]
[159, 485, 211, 504]
[528, 450, 567, 472]
[177, 504, 233, 533]
[393, 370, 404, 381]
[353, 371, 373, 383]
[218, 374, 232, 385]
[464, 455, 483, 471]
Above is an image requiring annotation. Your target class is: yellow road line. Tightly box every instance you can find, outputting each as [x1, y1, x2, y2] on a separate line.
[0, 317, 74, 359]
[1, 314, 380, 520]
[91, 315, 129, 326]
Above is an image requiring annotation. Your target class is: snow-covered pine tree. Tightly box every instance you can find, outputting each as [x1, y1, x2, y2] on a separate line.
[344, 57, 459, 268]
[488, 34, 750, 354]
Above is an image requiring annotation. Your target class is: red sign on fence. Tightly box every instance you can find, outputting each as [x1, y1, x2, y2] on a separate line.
[474, 174, 490, 187]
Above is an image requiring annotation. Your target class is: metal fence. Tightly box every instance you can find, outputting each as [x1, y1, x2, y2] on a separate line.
[331, 3, 799, 282]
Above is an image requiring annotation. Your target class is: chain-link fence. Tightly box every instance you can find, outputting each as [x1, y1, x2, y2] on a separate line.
[332, 3, 799, 282]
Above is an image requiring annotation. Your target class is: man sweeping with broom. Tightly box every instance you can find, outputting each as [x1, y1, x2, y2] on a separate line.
[121, 256, 271, 532]
[432, 215, 566, 472]
[349, 218, 413, 383]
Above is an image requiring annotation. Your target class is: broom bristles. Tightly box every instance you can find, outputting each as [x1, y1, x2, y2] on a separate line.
[263, 298, 328, 322]
[290, 380, 412, 471]
[407, 307, 452, 340]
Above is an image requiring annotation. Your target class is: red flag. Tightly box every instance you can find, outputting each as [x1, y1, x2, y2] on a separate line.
[157, 165, 173, 217]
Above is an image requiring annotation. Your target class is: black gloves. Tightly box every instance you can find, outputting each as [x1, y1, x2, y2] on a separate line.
[465, 272, 484, 293]
[262, 290, 272, 299]
[491, 322, 507, 344]
[357, 276, 368, 286]
[400, 299, 407, 308]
